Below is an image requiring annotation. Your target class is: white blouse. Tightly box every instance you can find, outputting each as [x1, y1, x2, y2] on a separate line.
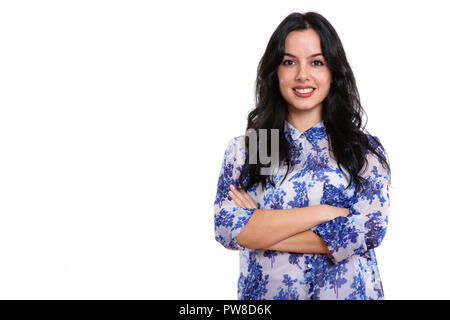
[213, 120, 390, 300]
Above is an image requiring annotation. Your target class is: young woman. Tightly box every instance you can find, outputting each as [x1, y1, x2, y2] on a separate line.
[213, 12, 391, 300]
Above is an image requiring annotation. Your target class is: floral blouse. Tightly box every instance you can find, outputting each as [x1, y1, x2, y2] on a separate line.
[213, 120, 390, 300]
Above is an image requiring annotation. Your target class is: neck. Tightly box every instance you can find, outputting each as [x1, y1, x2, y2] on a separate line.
[286, 105, 322, 132]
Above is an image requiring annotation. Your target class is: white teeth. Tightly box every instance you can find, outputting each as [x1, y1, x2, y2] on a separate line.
[295, 88, 314, 94]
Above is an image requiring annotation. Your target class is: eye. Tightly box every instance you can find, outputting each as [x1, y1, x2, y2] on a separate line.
[282, 59, 295, 66]
[312, 60, 324, 66]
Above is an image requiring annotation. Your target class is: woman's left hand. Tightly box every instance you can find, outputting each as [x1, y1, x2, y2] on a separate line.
[228, 184, 258, 209]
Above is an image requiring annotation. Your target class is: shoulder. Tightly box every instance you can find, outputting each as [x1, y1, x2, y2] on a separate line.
[361, 133, 389, 176]
[366, 134, 384, 150]
[226, 134, 246, 149]
[364, 133, 387, 159]
[224, 135, 247, 164]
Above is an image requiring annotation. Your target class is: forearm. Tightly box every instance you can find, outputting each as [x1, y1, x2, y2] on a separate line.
[236, 205, 333, 249]
[263, 230, 330, 254]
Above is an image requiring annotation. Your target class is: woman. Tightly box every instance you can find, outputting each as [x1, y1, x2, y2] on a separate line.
[213, 11, 391, 300]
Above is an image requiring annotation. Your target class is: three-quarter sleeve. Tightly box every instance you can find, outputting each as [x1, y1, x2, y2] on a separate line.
[311, 136, 390, 264]
[214, 137, 257, 250]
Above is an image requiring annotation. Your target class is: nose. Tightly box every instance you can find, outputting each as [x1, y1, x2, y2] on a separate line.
[295, 63, 309, 81]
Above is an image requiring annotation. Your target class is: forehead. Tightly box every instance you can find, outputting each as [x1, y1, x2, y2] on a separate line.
[284, 29, 322, 55]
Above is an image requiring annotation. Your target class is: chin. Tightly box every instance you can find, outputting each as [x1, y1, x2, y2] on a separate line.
[290, 102, 319, 111]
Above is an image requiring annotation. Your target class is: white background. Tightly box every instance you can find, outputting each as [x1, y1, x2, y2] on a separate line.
[0, 0, 448, 299]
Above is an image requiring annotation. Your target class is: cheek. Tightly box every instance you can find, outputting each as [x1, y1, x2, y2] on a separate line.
[278, 77, 290, 92]
[278, 74, 289, 88]
[277, 68, 291, 87]
[316, 72, 332, 87]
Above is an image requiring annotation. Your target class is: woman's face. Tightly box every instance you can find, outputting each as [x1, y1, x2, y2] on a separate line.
[277, 29, 332, 116]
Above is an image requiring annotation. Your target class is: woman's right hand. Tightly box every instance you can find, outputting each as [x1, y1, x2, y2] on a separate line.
[322, 204, 350, 220]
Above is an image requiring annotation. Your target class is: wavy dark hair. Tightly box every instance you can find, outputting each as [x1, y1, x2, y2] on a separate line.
[238, 11, 391, 193]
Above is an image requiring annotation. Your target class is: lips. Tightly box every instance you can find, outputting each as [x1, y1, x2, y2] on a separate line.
[292, 87, 315, 98]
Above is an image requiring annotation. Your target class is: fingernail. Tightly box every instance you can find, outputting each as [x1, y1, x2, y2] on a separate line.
[230, 184, 235, 189]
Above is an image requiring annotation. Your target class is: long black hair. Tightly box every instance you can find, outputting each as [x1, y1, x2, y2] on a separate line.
[238, 11, 391, 192]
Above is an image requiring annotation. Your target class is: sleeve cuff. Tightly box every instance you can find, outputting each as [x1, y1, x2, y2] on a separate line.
[216, 206, 257, 250]
[231, 207, 257, 250]
[311, 215, 367, 264]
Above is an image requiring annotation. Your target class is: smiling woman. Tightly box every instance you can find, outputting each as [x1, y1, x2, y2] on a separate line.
[278, 30, 332, 116]
[213, 11, 391, 300]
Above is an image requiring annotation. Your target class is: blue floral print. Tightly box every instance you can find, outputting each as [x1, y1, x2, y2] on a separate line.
[237, 251, 269, 300]
[273, 274, 300, 300]
[214, 120, 390, 300]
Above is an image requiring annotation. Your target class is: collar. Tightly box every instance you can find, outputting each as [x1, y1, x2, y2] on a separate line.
[284, 119, 327, 148]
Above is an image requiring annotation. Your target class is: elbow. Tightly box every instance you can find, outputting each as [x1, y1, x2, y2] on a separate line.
[214, 225, 252, 251]
[366, 236, 386, 251]
[365, 226, 387, 250]
[214, 206, 258, 250]
[215, 231, 238, 250]
[214, 209, 234, 250]
[363, 208, 389, 250]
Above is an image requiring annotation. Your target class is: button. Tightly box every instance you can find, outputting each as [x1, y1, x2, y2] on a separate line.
[307, 263, 313, 268]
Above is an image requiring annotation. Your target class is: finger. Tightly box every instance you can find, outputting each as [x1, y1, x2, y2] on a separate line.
[237, 189, 256, 209]
[231, 188, 247, 207]
[228, 189, 245, 207]
[235, 188, 256, 208]
[229, 185, 249, 207]
[239, 189, 257, 209]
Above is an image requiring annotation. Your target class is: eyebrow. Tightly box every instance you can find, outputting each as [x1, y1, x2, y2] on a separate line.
[283, 52, 323, 59]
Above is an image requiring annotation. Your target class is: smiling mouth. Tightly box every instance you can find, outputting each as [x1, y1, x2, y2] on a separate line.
[294, 88, 314, 94]
[292, 87, 315, 97]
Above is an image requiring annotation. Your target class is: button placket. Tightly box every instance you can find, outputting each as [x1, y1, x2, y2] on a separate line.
[299, 135, 307, 168]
